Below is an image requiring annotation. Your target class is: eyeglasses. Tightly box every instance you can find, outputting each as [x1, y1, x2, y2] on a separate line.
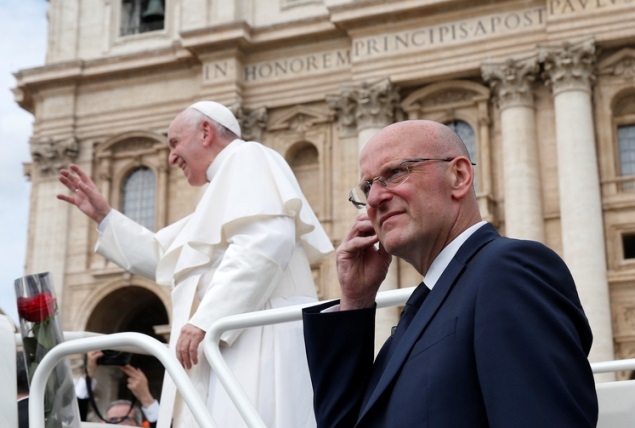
[105, 415, 137, 425]
[348, 157, 475, 208]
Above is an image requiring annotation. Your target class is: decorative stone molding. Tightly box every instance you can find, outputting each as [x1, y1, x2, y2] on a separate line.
[481, 56, 539, 110]
[30, 136, 79, 177]
[539, 38, 597, 95]
[268, 105, 333, 134]
[230, 104, 268, 142]
[326, 78, 401, 134]
[598, 48, 635, 82]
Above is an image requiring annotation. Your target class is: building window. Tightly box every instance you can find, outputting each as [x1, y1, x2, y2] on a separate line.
[120, 0, 165, 36]
[445, 120, 477, 191]
[122, 167, 156, 230]
[289, 143, 320, 215]
[618, 124, 635, 193]
[623, 233, 635, 259]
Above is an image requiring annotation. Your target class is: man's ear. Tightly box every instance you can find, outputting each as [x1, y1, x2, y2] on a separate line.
[200, 121, 216, 147]
[450, 157, 475, 199]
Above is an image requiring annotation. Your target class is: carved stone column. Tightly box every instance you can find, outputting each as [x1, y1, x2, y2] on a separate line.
[328, 78, 402, 352]
[482, 56, 544, 241]
[540, 38, 614, 366]
[28, 136, 80, 301]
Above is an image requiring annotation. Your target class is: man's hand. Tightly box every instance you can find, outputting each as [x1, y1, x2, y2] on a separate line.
[85, 350, 103, 378]
[57, 164, 112, 224]
[120, 365, 155, 408]
[337, 213, 392, 310]
[176, 323, 206, 369]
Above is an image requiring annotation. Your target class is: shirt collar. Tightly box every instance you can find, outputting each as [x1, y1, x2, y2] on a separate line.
[423, 221, 487, 289]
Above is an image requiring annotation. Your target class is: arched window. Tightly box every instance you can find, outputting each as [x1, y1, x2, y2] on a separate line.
[445, 120, 477, 191]
[289, 143, 320, 214]
[618, 124, 635, 193]
[120, 0, 165, 36]
[122, 167, 156, 230]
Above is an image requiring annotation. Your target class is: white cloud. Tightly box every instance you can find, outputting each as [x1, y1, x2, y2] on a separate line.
[0, 0, 49, 323]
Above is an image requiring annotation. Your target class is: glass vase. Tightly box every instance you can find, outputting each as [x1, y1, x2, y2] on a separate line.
[15, 272, 80, 428]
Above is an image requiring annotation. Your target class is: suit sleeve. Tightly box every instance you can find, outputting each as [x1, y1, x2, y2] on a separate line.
[473, 240, 597, 427]
[303, 302, 377, 428]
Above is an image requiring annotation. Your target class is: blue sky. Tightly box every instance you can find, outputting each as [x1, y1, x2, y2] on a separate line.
[0, 0, 49, 323]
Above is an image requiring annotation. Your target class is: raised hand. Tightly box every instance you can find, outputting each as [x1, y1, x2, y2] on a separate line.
[336, 212, 392, 310]
[57, 164, 112, 224]
[120, 365, 155, 408]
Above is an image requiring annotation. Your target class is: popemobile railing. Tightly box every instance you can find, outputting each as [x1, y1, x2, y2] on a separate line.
[26, 286, 416, 428]
[25, 284, 635, 428]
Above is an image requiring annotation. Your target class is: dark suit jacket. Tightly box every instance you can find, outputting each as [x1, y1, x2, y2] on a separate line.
[303, 224, 598, 427]
[17, 397, 28, 428]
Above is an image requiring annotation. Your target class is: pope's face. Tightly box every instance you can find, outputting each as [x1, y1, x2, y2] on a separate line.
[167, 115, 209, 186]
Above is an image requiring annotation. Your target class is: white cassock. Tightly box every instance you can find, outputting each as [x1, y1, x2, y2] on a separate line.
[94, 139, 334, 428]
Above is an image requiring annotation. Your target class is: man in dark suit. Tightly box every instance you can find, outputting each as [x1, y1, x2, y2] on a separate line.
[302, 120, 598, 427]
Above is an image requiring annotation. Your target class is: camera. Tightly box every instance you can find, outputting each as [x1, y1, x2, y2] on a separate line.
[97, 349, 132, 366]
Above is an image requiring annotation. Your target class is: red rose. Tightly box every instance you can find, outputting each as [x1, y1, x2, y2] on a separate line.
[17, 292, 57, 323]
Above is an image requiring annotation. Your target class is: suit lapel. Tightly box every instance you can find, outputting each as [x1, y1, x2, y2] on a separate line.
[358, 224, 499, 421]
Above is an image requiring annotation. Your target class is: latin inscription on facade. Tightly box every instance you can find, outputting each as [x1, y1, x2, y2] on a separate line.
[549, 0, 633, 15]
[203, 2, 629, 85]
[203, 48, 351, 84]
[353, 7, 546, 60]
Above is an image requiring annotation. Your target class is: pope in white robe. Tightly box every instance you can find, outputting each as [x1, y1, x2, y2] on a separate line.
[57, 101, 334, 428]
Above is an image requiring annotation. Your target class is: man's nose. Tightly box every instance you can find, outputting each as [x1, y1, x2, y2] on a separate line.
[366, 180, 390, 207]
[168, 152, 177, 165]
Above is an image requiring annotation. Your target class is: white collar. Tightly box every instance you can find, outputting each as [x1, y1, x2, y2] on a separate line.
[423, 221, 487, 289]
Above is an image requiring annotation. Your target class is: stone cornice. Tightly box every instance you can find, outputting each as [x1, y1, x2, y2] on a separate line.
[13, 46, 196, 112]
[180, 16, 341, 55]
[326, 0, 471, 30]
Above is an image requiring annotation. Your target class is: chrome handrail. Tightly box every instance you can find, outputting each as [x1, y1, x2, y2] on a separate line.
[202, 286, 416, 427]
[28, 332, 217, 428]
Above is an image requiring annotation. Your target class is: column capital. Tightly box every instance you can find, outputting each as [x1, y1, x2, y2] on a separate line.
[482, 56, 539, 110]
[30, 136, 80, 177]
[327, 78, 400, 133]
[231, 104, 268, 142]
[539, 38, 597, 95]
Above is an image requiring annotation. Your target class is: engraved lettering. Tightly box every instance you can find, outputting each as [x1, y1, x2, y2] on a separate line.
[490, 16, 502, 33]
[474, 21, 487, 36]
[411, 29, 426, 46]
[504, 13, 521, 29]
[244, 65, 257, 82]
[395, 33, 409, 50]
[336, 50, 350, 66]
[239, 49, 351, 83]
[307, 55, 318, 71]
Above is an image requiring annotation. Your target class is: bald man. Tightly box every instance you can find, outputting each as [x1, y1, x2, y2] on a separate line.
[302, 120, 597, 427]
[58, 101, 333, 428]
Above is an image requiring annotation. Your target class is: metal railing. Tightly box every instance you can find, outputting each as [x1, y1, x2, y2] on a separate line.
[26, 286, 415, 428]
[25, 284, 635, 428]
[202, 286, 416, 427]
[28, 333, 216, 428]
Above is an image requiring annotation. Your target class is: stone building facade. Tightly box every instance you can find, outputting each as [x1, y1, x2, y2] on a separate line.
[13, 0, 635, 399]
